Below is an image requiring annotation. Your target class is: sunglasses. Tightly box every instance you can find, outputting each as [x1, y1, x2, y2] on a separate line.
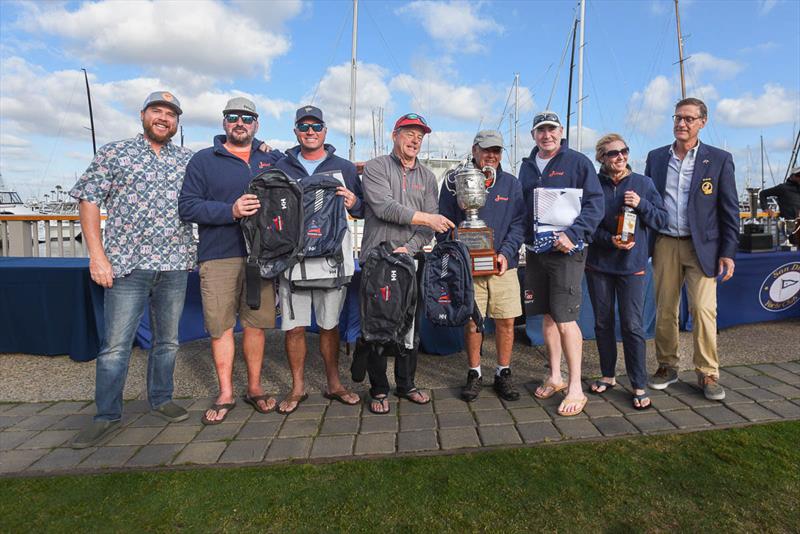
[296, 122, 325, 132]
[533, 112, 560, 125]
[400, 113, 427, 125]
[604, 147, 630, 159]
[672, 115, 702, 125]
[224, 114, 256, 125]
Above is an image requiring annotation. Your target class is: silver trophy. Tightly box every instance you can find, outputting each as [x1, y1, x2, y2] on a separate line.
[444, 159, 498, 275]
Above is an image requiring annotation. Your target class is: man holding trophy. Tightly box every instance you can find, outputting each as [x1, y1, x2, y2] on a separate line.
[438, 130, 526, 402]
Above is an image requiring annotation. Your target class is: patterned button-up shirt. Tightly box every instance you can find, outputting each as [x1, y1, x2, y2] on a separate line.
[70, 134, 196, 277]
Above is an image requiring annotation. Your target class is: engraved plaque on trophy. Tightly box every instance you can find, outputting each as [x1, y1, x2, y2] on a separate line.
[445, 160, 499, 276]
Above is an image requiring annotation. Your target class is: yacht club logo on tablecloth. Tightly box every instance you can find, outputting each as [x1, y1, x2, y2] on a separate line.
[759, 262, 800, 312]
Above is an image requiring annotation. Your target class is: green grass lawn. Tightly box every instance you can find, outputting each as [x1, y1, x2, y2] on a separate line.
[3, 422, 799, 533]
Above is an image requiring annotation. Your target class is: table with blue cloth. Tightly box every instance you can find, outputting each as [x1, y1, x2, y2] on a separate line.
[0, 257, 104, 362]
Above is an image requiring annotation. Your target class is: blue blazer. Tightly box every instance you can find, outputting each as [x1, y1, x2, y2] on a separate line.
[644, 142, 739, 277]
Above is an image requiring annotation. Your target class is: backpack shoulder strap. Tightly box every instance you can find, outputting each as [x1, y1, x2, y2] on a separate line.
[245, 225, 262, 310]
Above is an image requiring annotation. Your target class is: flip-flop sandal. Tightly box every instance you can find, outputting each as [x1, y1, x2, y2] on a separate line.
[395, 388, 430, 405]
[534, 380, 568, 399]
[323, 389, 360, 406]
[589, 379, 616, 395]
[632, 393, 652, 411]
[368, 395, 390, 415]
[243, 393, 276, 414]
[557, 396, 588, 417]
[276, 393, 309, 415]
[201, 402, 236, 425]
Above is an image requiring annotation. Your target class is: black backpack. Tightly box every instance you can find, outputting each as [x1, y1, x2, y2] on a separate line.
[422, 236, 484, 331]
[241, 169, 304, 309]
[359, 242, 418, 345]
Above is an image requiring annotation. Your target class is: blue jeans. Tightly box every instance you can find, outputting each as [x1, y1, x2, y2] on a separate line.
[95, 270, 188, 421]
[586, 270, 647, 390]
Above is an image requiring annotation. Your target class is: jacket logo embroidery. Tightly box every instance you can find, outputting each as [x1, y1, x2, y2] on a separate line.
[701, 178, 713, 195]
[495, 194, 509, 202]
[548, 170, 565, 177]
[259, 162, 271, 168]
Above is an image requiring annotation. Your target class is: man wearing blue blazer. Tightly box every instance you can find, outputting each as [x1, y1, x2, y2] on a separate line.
[644, 97, 739, 401]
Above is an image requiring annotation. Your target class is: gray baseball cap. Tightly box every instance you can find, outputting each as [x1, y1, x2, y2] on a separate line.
[142, 91, 182, 115]
[295, 105, 324, 123]
[532, 110, 561, 129]
[223, 96, 258, 118]
[473, 130, 504, 149]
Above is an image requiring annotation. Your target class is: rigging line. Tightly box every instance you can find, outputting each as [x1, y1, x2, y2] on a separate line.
[40, 70, 81, 196]
[584, 54, 607, 134]
[546, 4, 578, 110]
[496, 76, 516, 130]
[587, 0, 628, 99]
[626, 14, 671, 144]
[310, 7, 350, 104]
[763, 143, 776, 185]
[682, 63, 720, 147]
[363, 3, 421, 107]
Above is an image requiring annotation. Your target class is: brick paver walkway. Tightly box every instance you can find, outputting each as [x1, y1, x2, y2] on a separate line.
[2, 361, 799, 476]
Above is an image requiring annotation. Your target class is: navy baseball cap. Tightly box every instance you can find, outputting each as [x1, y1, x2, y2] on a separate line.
[295, 105, 324, 123]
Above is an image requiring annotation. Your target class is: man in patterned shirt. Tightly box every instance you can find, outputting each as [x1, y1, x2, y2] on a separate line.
[70, 91, 196, 448]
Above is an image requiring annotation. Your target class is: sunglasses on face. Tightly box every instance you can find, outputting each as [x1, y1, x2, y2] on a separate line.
[604, 147, 630, 159]
[672, 115, 702, 125]
[296, 123, 325, 132]
[400, 113, 427, 125]
[224, 114, 256, 125]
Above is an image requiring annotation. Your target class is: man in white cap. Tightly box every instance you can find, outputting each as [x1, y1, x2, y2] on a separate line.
[179, 97, 284, 424]
[438, 130, 526, 402]
[70, 91, 195, 448]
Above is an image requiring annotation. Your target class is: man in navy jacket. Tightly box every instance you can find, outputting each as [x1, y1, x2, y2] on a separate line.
[179, 97, 283, 423]
[273, 105, 364, 414]
[519, 111, 603, 417]
[438, 130, 525, 403]
[644, 97, 739, 401]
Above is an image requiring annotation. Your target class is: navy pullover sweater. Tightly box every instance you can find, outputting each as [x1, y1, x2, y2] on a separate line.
[519, 142, 604, 248]
[178, 135, 283, 262]
[437, 164, 526, 269]
[586, 170, 668, 275]
[274, 144, 364, 219]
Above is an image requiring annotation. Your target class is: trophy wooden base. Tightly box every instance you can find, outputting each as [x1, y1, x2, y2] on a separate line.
[457, 227, 499, 277]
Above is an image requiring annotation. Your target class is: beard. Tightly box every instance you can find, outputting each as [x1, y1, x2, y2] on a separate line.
[142, 119, 177, 144]
[225, 126, 254, 147]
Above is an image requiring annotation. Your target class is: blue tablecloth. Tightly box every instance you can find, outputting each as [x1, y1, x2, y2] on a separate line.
[0, 257, 104, 362]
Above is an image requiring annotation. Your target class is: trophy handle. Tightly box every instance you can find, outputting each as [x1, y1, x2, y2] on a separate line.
[481, 165, 496, 187]
[444, 168, 457, 194]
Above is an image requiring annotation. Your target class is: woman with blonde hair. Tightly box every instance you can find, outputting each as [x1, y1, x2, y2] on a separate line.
[585, 133, 667, 409]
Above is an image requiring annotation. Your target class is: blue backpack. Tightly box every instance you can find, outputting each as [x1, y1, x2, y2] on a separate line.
[422, 237, 484, 331]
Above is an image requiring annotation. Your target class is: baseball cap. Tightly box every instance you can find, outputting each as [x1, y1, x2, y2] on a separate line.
[532, 110, 561, 130]
[223, 97, 258, 118]
[790, 165, 800, 177]
[142, 91, 182, 115]
[393, 113, 431, 134]
[295, 105, 324, 123]
[473, 130, 504, 149]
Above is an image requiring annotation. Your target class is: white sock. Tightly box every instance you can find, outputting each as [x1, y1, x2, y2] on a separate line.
[496, 365, 509, 377]
[470, 366, 482, 378]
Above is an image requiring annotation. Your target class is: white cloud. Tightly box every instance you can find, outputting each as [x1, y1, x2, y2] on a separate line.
[390, 74, 491, 122]
[716, 84, 800, 127]
[740, 41, 779, 54]
[686, 83, 719, 102]
[759, 0, 778, 15]
[625, 75, 675, 136]
[230, 0, 304, 28]
[567, 125, 601, 155]
[0, 133, 30, 148]
[308, 62, 393, 138]
[687, 52, 744, 80]
[20, 0, 295, 80]
[396, 1, 503, 53]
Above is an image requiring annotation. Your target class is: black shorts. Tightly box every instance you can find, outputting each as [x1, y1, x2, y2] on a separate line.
[523, 248, 586, 323]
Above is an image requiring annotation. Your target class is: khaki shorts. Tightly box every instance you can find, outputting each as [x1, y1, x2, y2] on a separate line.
[473, 268, 522, 319]
[199, 257, 276, 338]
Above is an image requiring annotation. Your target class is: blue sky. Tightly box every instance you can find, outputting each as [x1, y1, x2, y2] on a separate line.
[1, 0, 798, 201]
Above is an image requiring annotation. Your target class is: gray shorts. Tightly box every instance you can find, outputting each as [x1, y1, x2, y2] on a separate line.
[278, 277, 347, 331]
[524, 248, 586, 323]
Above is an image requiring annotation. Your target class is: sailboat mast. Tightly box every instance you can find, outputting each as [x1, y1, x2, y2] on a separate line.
[349, 0, 358, 161]
[674, 0, 686, 99]
[566, 17, 577, 147]
[81, 68, 97, 155]
[576, 0, 585, 152]
[760, 135, 765, 190]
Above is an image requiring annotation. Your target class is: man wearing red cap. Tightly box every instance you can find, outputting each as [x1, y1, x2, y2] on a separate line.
[358, 113, 454, 414]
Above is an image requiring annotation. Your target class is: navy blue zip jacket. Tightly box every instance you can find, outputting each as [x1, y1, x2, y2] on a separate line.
[178, 135, 283, 262]
[586, 170, 668, 275]
[437, 163, 526, 269]
[519, 141, 604, 248]
[274, 144, 364, 219]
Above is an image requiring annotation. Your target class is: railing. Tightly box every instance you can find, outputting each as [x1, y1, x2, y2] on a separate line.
[0, 215, 86, 258]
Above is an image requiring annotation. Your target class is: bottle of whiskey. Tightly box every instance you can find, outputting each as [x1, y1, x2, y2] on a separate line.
[617, 206, 637, 245]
